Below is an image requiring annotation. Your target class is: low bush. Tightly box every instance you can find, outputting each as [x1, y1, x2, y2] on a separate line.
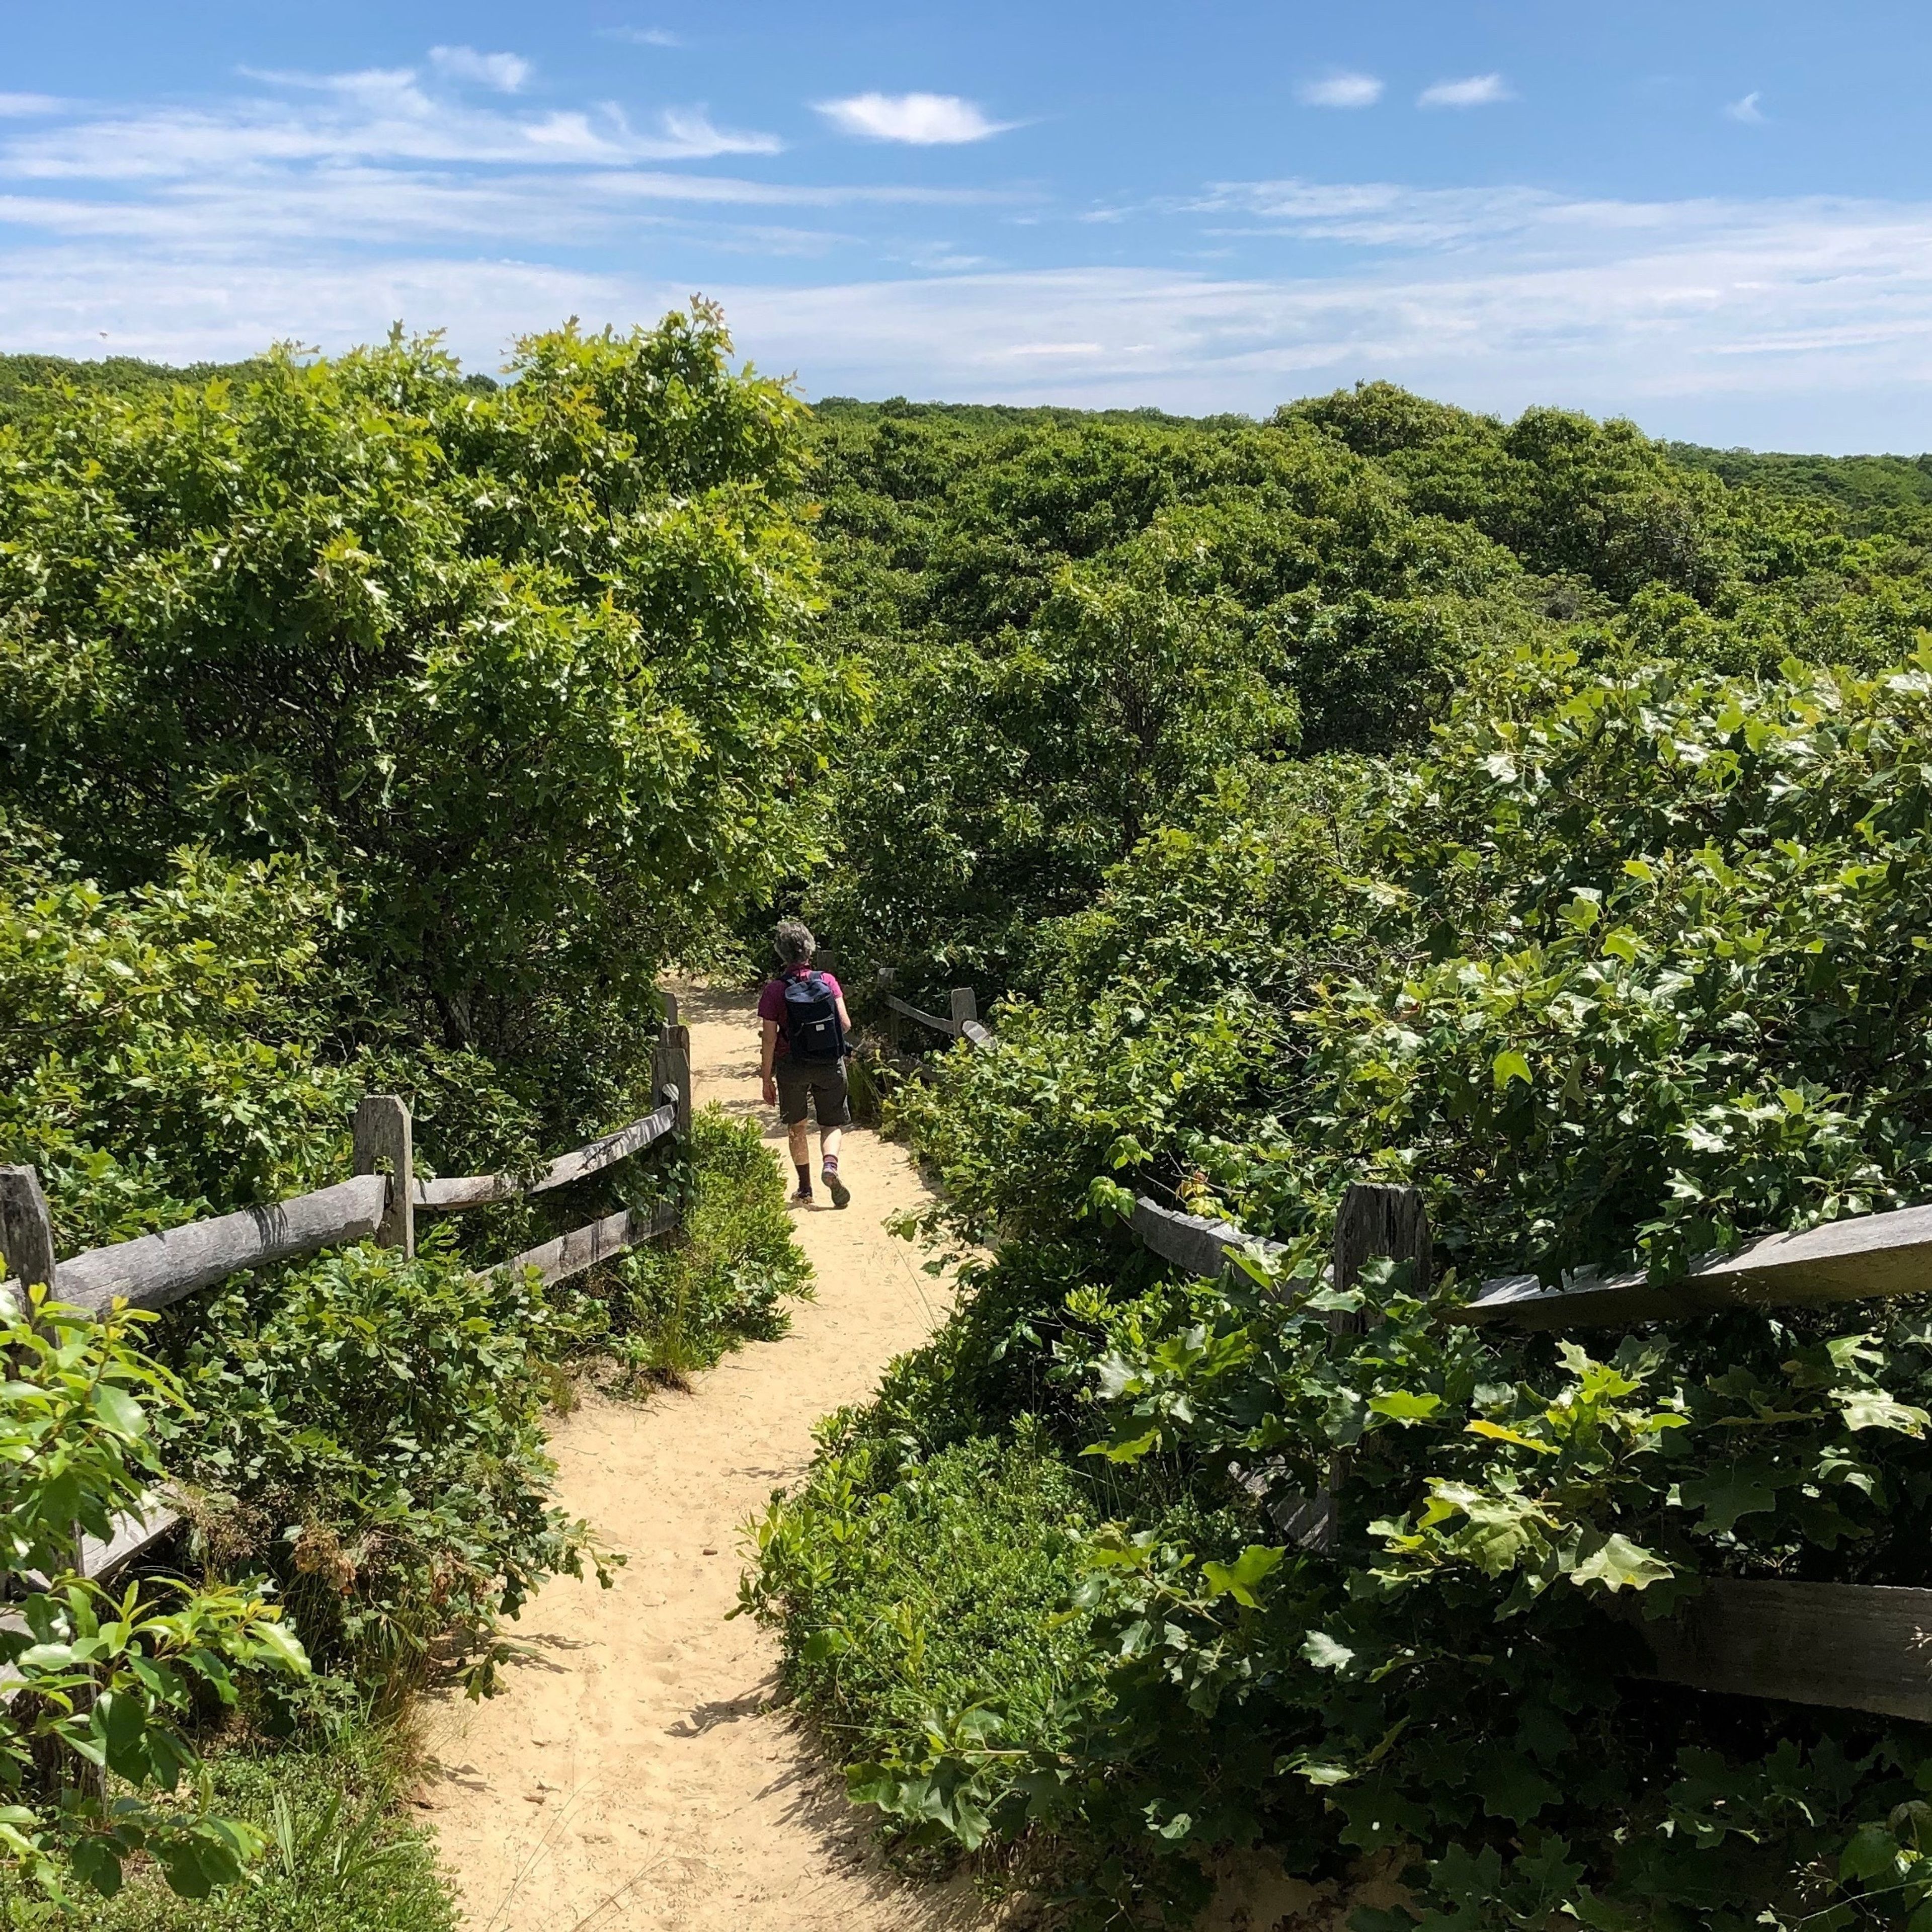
[609, 1105, 813, 1387]
[156, 1235, 612, 1701]
[743, 1419, 1096, 1817]
[0, 1724, 454, 1932]
[0, 1295, 307, 1903]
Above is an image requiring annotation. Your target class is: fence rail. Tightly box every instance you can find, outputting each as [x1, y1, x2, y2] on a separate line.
[54, 1175, 388, 1316]
[0, 1002, 694, 1584]
[415, 1101, 677, 1212]
[890, 976, 1932, 1730]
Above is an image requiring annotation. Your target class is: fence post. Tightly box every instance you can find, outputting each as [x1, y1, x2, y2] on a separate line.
[661, 988, 680, 1029]
[949, 987, 978, 1032]
[877, 968, 900, 1053]
[0, 1166, 57, 1298]
[1331, 1181, 1431, 1330]
[353, 1096, 415, 1257]
[1291, 1181, 1431, 1552]
[653, 1024, 693, 1139]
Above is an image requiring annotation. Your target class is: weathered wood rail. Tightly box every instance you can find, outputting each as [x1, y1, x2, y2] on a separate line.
[0, 999, 693, 1584]
[882, 984, 979, 1043]
[893, 976, 1932, 1727]
[414, 1103, 676, 1212]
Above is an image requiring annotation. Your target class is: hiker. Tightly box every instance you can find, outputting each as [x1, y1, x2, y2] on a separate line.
[758, 920, 853, 1208]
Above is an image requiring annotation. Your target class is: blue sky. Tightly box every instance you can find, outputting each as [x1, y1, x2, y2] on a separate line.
[4, 2, 1931, 448]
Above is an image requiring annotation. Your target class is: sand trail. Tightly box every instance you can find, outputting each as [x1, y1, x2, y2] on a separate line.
[422, 983, 994, 1931]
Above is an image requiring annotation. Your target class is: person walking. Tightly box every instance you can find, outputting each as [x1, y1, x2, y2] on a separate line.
[758, 920, 853, 1208]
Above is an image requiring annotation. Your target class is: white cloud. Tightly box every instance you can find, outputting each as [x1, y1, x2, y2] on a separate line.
[651, 107, 783, 158]
[1298, 73, 1384, 109]
[429, 46, 533, 94]
[8, 61, 1932, 452]
[816, 92, 1010, 144]
[15, 186, 1932, 450]
[1188, 178, 1549, 248]
[1727, 91, 1766, 123]
[0, 70, 781, 178]
[1418, 73, 1514, 109]
[604, 27, 684, 47]
[0, 94, 60, 118]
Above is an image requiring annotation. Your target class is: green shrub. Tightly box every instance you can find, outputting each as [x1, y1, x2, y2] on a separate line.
[0, 307, 843, 1149]
[0, 836, 356, 1254]
[770, 637, 1932, 1925]
[610, 1105, 812, 1386]
[0, 1724, 454, 1932]
[157, 1235, 611, 1699]
[0, 1295, 307, 1902]
[742, 1421, 1096, 1842]
[0, 307, 829, 1907]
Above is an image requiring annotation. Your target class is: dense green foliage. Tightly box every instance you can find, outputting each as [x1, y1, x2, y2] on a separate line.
[748, 388, 1932, 1928]
[746, 1408, 1096, 1788]
[0, 1296, 306, 1900]
[0, 837, 355, 1255]
[162, 1235, 609, 1697]
[797, 389, 1932, 1007]
[1, 310, 837, 1128]
[1666, 441, 1932, 517]
[24, 321, 1932, 1930]
[0, 357, 268, 434]
[610, 1104, 813, 1387]
[0, 312, 822, 1902]
[0, 1727, 455, 1932]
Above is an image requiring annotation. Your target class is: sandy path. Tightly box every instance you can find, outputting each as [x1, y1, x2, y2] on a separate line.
[422, 984, 994, 1932]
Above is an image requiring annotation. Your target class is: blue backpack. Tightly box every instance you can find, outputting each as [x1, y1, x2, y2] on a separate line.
[781, 971, 845, 1063]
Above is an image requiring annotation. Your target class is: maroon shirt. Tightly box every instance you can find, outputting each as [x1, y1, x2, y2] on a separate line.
[759, 968, 844, 1061]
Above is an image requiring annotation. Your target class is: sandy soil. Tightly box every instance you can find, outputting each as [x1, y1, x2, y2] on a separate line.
[421, 983, 999, 1932]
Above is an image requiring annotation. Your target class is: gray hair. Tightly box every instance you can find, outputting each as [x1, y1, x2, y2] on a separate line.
[773, 919, 815, 967]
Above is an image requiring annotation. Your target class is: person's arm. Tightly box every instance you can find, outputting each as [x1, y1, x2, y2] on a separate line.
[835, 995, 853, 1047]
[761, 1017, 780, 1103]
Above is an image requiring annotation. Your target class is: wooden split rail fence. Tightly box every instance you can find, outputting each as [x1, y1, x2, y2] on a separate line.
[0, 1002, 695, 1586]
[886, 981, 1932, 1728]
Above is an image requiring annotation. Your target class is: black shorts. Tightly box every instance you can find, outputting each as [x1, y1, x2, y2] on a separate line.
[775, 1057, 850, 1128]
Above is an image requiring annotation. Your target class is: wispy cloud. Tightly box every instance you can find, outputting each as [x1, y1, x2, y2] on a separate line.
[653, 108, 782, 158]
[1418, 73, 1514, 109]
[1188, 177, 1551, 248]
[13, 181, 1932, 444]
[428, 47, 533, 94]
[1727, 91, 1766, 123]
[0, 94, 61, 119]
[0, 66, 782, 178]
[603, 27, 684, 48]
[7, 55, 1932, 451]
[816, 92, 1011, 144]
[1297, 72, 1383, 109]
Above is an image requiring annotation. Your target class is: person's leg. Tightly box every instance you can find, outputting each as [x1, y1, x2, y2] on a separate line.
[776, 1065, 814, 1200]
[816, 1065, 852, 1208]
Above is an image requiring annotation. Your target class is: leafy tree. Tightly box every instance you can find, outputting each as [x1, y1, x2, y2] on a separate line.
[798, 398, 1541, 998]
[0, 307, 844, 1130]
[0, 308, 834, 1900]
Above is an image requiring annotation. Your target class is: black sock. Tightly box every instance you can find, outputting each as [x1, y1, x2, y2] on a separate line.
[795, 1163, 813, 1193]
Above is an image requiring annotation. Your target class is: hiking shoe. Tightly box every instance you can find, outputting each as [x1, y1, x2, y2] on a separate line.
[823, 1164, 850, 1210]
[791, 1184, 815, 1206]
